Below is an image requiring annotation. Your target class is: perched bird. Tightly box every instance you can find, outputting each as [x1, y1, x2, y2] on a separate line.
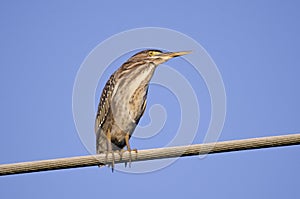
[95, 49, 191, 171]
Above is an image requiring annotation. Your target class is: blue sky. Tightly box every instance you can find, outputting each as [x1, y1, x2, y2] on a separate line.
[1, 1, 300, 198]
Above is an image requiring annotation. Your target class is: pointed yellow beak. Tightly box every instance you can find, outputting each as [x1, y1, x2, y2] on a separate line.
[159, 51, 192, 60]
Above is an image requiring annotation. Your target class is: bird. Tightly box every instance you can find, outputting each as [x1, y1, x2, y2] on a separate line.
[95, 49, 191, 171]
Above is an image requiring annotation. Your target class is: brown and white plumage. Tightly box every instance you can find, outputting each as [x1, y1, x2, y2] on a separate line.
[94, 49, 191, 170]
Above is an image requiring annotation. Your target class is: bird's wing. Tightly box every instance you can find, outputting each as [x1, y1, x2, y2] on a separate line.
[137, 97, 147, 123]
[131, 86, 148, 125]
[95, 74, 115, 133]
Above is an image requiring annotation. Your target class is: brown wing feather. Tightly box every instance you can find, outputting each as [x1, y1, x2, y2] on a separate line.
[94, 74, 115, 133]
[138, 98, 147, 123]
[130, 86, 148, 125]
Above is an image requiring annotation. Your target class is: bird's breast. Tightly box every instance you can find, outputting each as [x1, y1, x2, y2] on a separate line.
[111, 63, 156, 132]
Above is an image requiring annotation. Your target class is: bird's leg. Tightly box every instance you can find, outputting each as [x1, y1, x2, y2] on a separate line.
[106, 129, 115, 172]
[118, 149, 125, 160]
[124, 132, 137, 168]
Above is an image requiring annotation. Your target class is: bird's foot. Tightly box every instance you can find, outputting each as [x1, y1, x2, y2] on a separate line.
[105, 150, 115, 172]
[124, 148, 138, 168]
[105, 130, 115, 172]
[118, 149, 125, 160]
[124, 132, 137, 168]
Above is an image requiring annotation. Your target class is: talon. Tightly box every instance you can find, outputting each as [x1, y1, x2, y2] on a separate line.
[118, 149, 125, 160]
[128, 149, 132, 168]
[106, 129, 115, 172]
[127, 148, 138, 168]
[105, 151, 109, 165]
[104, 151, 115, 172]
[111, 151, 115, 172]
[124, 133, 138, 168]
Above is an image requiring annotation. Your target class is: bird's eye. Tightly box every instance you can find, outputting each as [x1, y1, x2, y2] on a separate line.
[148, 52, 154, 56]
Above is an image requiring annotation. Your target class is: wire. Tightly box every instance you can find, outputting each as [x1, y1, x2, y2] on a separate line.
[1, 133, 300, 176]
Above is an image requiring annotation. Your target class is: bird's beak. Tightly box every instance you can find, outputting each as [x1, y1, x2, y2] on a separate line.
[158, 51, 192, 61]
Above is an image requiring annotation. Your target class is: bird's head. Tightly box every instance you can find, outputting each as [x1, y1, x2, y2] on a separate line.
[127, 49, 191, 66]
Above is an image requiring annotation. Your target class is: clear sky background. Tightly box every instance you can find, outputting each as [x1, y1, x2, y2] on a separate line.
[1, 1, 300, 198]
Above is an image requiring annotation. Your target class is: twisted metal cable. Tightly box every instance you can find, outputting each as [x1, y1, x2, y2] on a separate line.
[1, 133, 300, 176]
